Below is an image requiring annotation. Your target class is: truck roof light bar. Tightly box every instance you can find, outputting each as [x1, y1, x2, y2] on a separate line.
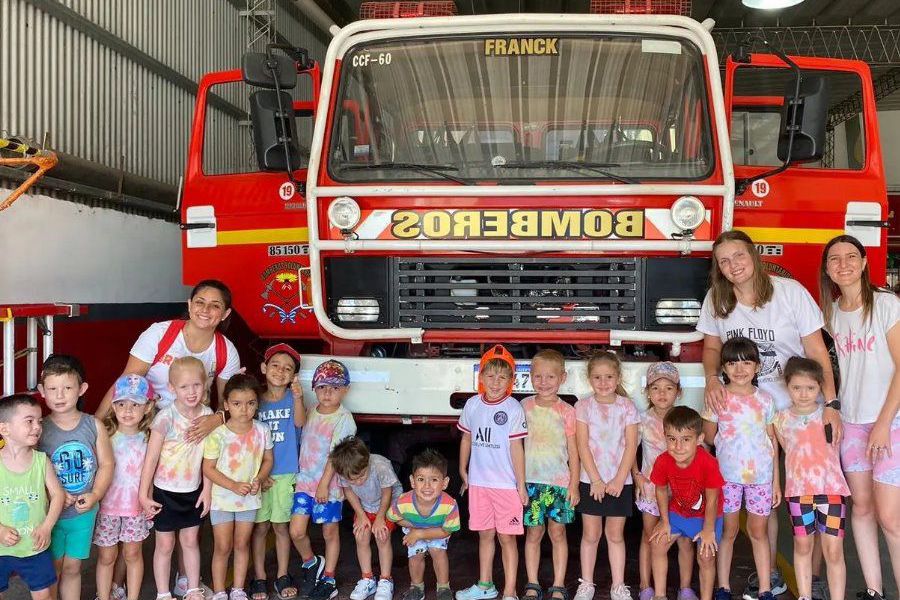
[590, 0, 691, 16]
[359, 1, 458, 19]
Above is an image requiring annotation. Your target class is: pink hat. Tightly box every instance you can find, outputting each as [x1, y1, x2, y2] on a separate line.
[646, 362, 680, 386]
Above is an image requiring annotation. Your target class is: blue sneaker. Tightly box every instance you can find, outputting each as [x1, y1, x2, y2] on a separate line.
[758, 592, 776, 600]
[715, 589, 732, 600]
[456, 585, 499, 600]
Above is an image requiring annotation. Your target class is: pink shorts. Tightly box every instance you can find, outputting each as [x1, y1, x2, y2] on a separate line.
[722, 482, 772, 516]
[841, 418, 900, 487]
[468, 485, 524, 535]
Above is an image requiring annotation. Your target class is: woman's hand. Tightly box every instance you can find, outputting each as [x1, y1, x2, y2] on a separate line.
[704, 376, 726, 415]
[868, 420, 892, 461]
[823, 407, 843, 447]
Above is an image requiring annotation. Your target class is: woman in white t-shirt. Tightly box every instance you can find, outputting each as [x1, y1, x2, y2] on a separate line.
[697, 230, 840, 597]
[821, 235, 900, 599]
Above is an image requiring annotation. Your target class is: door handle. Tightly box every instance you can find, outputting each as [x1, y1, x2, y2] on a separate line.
[179, 222, 216, 230]
[846, 220, 891, 228]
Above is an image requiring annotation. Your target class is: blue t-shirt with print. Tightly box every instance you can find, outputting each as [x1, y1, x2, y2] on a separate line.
[257, 390, 302, 476]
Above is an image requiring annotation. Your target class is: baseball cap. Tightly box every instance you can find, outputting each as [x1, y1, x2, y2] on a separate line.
[264, 343, 302, 368]
[478, 344, 517, 398]
[646, 362, 680, 387]
[312, 360, 350, 388]
[112, 374, 153, 405]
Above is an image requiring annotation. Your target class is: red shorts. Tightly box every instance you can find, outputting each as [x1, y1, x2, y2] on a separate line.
[354, 511, 397, 531]
[468, 485, 524, 535]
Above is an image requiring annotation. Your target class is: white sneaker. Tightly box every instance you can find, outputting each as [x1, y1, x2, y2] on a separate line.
[351, 578, 378, 600]
[611, 585, 633, 600]
[375, 579, 395, 600]
[573, 581, 596, 600]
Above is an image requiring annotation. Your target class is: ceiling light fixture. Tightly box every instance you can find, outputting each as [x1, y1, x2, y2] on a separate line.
[742, 0, 805, 8]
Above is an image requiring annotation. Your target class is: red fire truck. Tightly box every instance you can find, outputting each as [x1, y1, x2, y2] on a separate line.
[180, 1, 887, 420]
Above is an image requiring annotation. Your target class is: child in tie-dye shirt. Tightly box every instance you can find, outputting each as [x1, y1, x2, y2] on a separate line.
[774, 358, 850, 600]
[521, 350, 578, 600]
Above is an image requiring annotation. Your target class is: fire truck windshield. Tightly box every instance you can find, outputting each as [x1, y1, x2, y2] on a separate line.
[328, 34, 714, 183]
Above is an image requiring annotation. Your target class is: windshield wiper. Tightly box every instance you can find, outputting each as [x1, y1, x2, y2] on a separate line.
[498, 160, 639, 184]
[337, 162, 471, 185]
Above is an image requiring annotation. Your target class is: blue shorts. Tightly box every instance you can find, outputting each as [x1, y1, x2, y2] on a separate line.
[0, 550, 57, 592]
[291, 492, 343, 524]
[668, 511, 724, 543]
[50, 506, 98, 560]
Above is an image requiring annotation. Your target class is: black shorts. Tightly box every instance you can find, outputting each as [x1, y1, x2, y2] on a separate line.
[577, 482, 634, 517]
[153, 485, 204, 532]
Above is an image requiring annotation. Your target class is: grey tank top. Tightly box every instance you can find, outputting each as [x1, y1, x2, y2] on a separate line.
[39, 413, 98, 519]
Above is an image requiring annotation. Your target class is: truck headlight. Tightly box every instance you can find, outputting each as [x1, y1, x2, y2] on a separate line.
[336, 297, 379, 322]
[655, 299, 701, 325]
[328, 197, 361, 231]
[670, 196, 705, 231]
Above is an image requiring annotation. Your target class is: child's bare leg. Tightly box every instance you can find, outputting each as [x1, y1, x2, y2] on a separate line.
[272, 523, 293, 582]
[122, 541, 144, 600]
[716, 512, 740, 589]
[322, 523, 341, 575]
[374, 530, 393, 580]
[355, 526, 374, 576]
[234, 521, 255, 590]
[605, 517, 626, 588]
[478, 529, 497, 585]
[747, 513, 771, 593]
[153, 531, 177, 594]
[524, 525, 545, 585]
[793, 535, 814, 599]
[676, 537, 696, 590]
[289, 515, 313, 560]
[651, 535, 677, 595]
[580, 515, 603, 583]
[697, 543, 717, 600]
[114, 551, 127, 590]
[58, 557, 82, 600]
[97, 545, 120, 600]
[430, 547, 450, 587]
[31, 588, 53, 600]
[639, 514, 659, 591]
[498, 533, 518, 596]
[212, 522, 235, 593]
[252, 521, 270, 582]
[821, 534, 845, 600]
[547, 520, 568, 588]
[409, 554, 426, 586]
[179, 526, 202, 590]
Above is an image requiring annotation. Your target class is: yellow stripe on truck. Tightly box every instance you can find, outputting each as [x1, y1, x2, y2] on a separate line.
[216, 227, 309, 246]
[735, 226, 844, 244]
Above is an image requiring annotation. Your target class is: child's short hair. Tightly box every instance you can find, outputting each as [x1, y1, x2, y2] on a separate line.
[169, 356, 207, 383]
[0, 394, 39, 423]
[411, 448, 448, 477]
[720, 336, 760, 365]
[531, 349, 565, 372]
[40, 354, 86, 385]
[330, 436, 371, 478]
[223, 373, 263, 400]
[783, 356, 825, 386]
[586, 350, 628, 396]
[663, 406, 702, 434]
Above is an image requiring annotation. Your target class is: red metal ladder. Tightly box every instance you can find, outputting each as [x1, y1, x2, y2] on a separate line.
[0, 304, 81, 395]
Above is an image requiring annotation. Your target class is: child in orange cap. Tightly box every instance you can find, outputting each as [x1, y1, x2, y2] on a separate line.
[457, 345, 528, 600]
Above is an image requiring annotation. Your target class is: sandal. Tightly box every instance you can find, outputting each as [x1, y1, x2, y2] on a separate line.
[249, 580, 269, 600]
[230, 589, 249, 600]
[524, 583, 544, 600]
[187, 589, 208, 600]
[548, 587, 569, 600]
[274, 575, 298, 600]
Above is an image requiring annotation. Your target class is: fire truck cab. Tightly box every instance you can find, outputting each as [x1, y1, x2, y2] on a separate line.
[181, 2, 886, 421]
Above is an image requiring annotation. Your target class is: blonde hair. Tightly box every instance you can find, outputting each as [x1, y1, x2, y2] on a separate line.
[709, 230, 774, 319]
[104, 400, 155, 439]
[531, 349, 565, 372]
[169, 356, 207, 383]
[586, 351, 628, 397]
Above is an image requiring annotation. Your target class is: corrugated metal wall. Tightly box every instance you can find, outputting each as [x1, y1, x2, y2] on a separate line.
[0, 0, 328, 186]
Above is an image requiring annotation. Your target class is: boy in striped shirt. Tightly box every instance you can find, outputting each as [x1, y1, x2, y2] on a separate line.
[386, 449, 461, 600]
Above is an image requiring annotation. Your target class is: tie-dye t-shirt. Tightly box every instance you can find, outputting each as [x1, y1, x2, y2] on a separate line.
[521, 397, 576, 487]
[386, 491, 460, 533]
[294, 405, 356, 501]
[152, 404, 213, 493]
[203, 421, 274, 511]
[639, 409, 668, 478]
[575, 395, 641, 484]
[702, 388, 775, 485]
[773, 406, 850, 497]
[100, 432, 148, 517]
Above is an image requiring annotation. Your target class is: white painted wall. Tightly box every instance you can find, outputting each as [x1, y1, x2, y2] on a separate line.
[878, 109, 900, 192]
[0, 192, 188, 304]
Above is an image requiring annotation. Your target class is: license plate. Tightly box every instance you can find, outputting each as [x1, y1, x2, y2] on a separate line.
[472, 363, 533, 393]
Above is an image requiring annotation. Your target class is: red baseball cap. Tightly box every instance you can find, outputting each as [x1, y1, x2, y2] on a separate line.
[264, 343, 302, 368]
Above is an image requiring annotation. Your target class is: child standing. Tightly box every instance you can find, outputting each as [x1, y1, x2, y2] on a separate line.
[139, 356, 214, 600]
[457, 345, 528, 600]
[633, 363, 696, 600]
[290, 360, 357, 600]
[521, 350, 578, 600]
[573, 351, 640, 600]
[0, 394, 66, 600]
[331, 436, 402, 600]
[773, 358, 850, 600]
[387, 448, 461, 600]
[250, 343, 306, 600]
[94, 375, 156, 600]
[701, 337, 780, 600]
[649, 407, 725, 600]
[203, 374, 274, 600]
[37, 354, 114, 600]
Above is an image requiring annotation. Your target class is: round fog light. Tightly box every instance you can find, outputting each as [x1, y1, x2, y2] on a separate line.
[670, 196, 705, 230]
[328, 197, 361, 230]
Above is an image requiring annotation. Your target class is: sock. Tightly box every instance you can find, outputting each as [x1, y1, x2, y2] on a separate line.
[437, 584, 451, 591]
[412, 583, 425, 591]
[380, 577, 393, 582]
[302, 556, 316, 568]
[478, 582, 495, 590]
[322, 572, 335, 584]
[361, 573, 374, 581]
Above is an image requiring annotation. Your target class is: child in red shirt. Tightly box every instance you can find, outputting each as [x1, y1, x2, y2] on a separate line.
[649, 407, 725, 600]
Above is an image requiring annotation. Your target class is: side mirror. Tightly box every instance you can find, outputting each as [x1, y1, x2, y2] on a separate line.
[778, 74, 828, 163]
[249, 90, 302, 171]
[242, 52, 297, 89]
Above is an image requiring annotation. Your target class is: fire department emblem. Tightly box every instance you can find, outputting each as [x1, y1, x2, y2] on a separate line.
[261, 261, 309, 324]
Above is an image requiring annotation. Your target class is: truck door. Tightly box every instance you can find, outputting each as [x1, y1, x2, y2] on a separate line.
[725, 54, 888, 292]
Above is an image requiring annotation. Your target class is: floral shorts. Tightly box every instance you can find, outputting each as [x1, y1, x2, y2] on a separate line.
[92, 514, 152, 547]
[524, 483, 575, 526]
[722, 482, 772, 516]
[840, 418, 900, 487]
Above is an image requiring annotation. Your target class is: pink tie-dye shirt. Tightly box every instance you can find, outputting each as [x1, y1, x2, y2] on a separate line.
[702, 388, 775, 485]
[522, 397, 576, 487]
[152, 404, 213, 493]
[100, 431, 148, 517]
[575, 395, 640, 484]
[773, 406, 850, 497]
[294, 405, 357, 501]
[203, 421, 274, 511]
[639, 409, 667, 478]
